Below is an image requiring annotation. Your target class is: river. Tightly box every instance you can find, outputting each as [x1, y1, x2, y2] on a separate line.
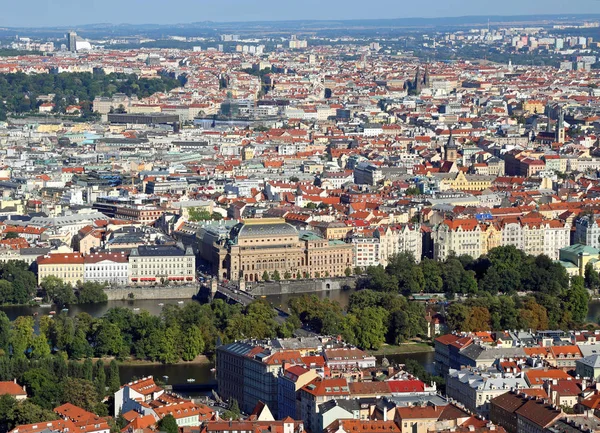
[588, 300, 600, 323]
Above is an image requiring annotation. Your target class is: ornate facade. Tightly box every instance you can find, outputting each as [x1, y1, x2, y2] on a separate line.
[197, 218, 353, 282]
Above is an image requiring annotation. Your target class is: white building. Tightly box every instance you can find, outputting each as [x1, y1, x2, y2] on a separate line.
[375, 224, 423, 264]
[446, 369, 528, 417]
[351, 237, 380, 269]
[433, 219, 482, 260]
[84, 252, 129, 286]
[114, 376, 164, 417]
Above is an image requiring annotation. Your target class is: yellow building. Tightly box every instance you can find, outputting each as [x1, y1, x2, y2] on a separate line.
[36, 252, 85, 286]
[522, 100, 545, 114]
[558, 244, 600, 277]
[447, 171, 494, 191]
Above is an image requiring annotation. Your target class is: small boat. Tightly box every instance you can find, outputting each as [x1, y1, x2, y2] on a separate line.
[61, 308, 68, 312]
[177, 301, 184, 304]
[49, 311, 56, 315]
[133, 308, 140, 311]
[187, 378, 195, 383]
[40, 304, 51, 308]
[158, 303, 164, 306]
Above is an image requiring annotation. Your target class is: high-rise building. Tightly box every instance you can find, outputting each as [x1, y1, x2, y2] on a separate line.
[67, 31, 78, 52]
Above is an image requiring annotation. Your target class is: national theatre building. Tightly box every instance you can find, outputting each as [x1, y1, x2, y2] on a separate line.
[196, 218, 354, 282]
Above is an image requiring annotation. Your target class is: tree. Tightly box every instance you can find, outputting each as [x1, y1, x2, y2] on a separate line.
[0, 394, 16, 433]
[222, 399, 241, 420]
[344, 307, 387, 350]
[283, 271, 292, 280]
[420, 258, 443, 293]
[261, 271, 270, 281]
[94, 360, 106, 398]
[345, 267, 352, 277]
[92, 321, 125, 357]
[62, 378, 98, 412]
[187, 208, 213, 222]
[446, 303, 470, 331]
[10, 400, 58, 430]
[10, 316, 34, 358]
[180, 325, 205, 362]
[272, 270, 281, 281]
[40, 276, 75, 306]
[76, 282, 108, 304]
[82, 358, 93, 381]
[107, 360, 121, 394]
[30, 334, 51, 359]
[464, 307, 491, 332]
[22, 368, 61, 409]
[585, 263, 600, 292]
[157, 414, 179, 433]
[3, 232, 19, 240]
[563, 276, 590, 325]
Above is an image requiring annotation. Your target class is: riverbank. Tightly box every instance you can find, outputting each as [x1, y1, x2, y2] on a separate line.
[368, 342, 433, 356]
[113, 355, 211, 367]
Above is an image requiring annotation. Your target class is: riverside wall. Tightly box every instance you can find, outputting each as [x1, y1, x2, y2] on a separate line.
[246, 277, 357, 296]
[103, 285, 200, 301]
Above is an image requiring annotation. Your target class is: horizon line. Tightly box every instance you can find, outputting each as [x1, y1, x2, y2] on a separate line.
[2, 12, 600, 30]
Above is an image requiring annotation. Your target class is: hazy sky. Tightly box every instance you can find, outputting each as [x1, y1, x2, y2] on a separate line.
[2, 0, 600, 27]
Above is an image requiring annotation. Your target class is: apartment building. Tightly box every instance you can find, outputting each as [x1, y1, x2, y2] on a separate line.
[446, 369, 527, 417]
[83, 252, 129, 286]
[128, 245, 195, 285]
[37, 252, 85, 285]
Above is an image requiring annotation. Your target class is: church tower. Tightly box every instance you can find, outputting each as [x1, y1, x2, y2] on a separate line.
[444, 128, 458, 162]
[414, 66, 423, 95]
[556, 108, 566, 144]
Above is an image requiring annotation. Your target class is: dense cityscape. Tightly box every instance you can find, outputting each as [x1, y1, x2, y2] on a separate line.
[1, 5, 600, 433]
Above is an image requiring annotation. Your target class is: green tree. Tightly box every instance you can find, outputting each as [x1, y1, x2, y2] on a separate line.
[420, 258, 443, 293]
[10, 400, 58, 430]
[222, 399, 241, 420]
[187, 208, 213, 221]
[92, 321, 125, 357]
[180, 325, 205, 362]
[30, 334, 51, 359]
[344, 307, 387, 350]
[22, 368, 61, 409]
[76, 282, 108, 304]
[10, 316, 34, 358]
[261, 271, 270, 281]
[446, 303, 470, 331]
[344, 267, 352, 277]
[585, 263, 600, 292]
[272, 270, 281, 281]
[94, 360, 106, 398]
[157, 414, 179, 433]
[107, 360, 121, 394]
[61, 378, 98, 412]
[563, 276, 590, 325]
[40, 276, 75, 306]
[82, 358, 93, 381]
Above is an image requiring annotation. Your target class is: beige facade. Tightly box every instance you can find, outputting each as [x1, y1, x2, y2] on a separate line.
[199, 218, 353, 282]
[37, 252, 85, 286]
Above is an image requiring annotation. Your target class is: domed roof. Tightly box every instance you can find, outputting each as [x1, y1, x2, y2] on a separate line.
[234, 218, 299, 238]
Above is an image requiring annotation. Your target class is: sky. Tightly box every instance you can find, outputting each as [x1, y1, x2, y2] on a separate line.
[2, 0, 600, 27]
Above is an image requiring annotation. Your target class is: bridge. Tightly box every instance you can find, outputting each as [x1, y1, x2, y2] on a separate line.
[209, 279, 289, 324]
